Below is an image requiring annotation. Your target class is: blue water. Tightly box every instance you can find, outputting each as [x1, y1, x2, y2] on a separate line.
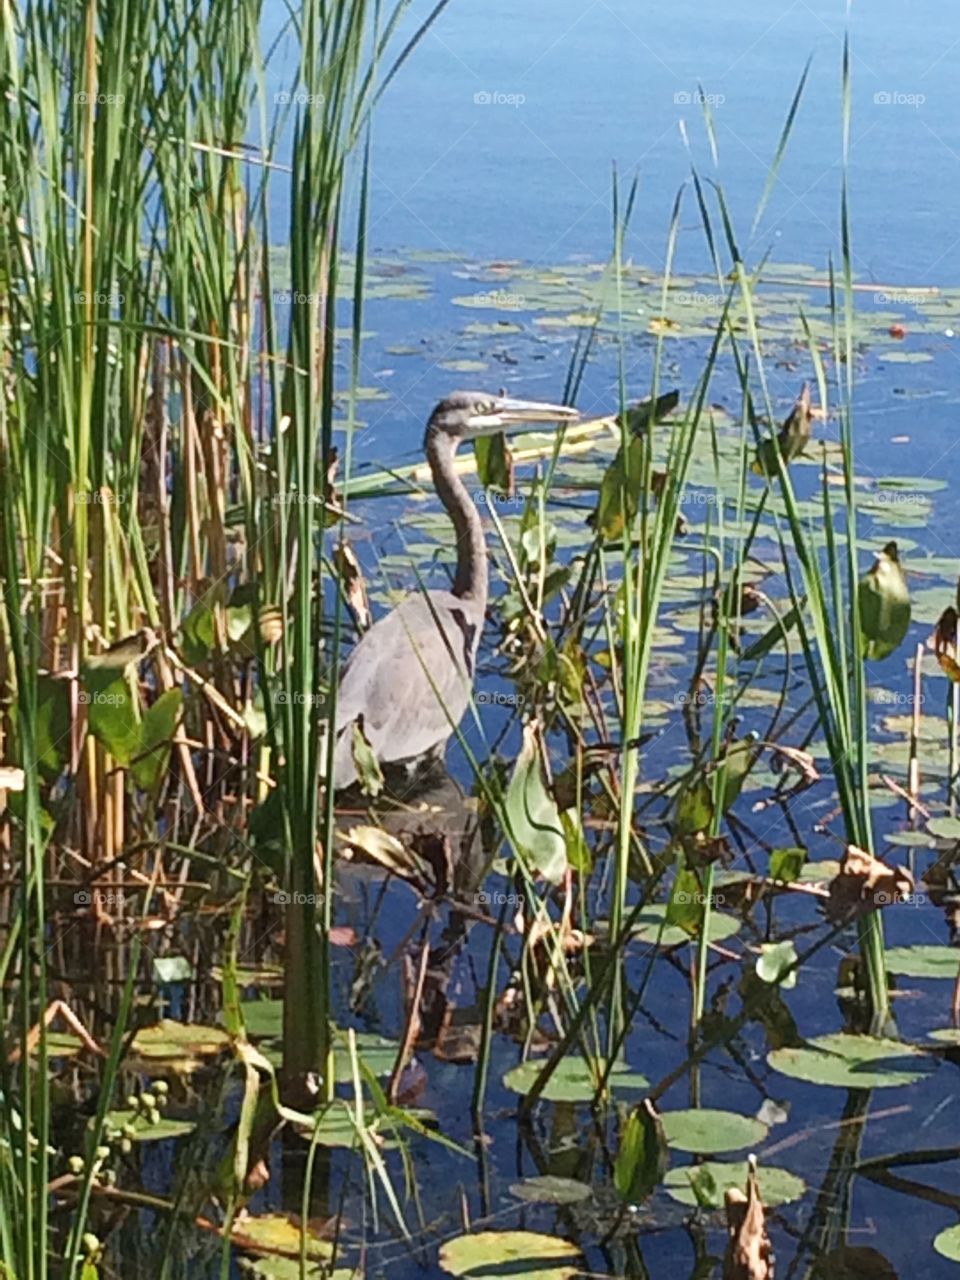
[358, 0, 960, 283]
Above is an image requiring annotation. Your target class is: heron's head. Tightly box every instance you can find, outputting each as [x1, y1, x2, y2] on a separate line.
[427, 390, 579, 441]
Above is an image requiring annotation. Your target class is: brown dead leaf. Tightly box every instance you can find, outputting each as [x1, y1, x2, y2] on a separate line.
[828, 844, 914, 912]
[931, 606, 960, 682]
[724, 1155, 775, 1280]
[333, 541, 371, 632]
[766, 744, 820, 786]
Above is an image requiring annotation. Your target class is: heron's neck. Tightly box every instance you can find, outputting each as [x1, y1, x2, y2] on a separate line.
[426, 427, 487, 606]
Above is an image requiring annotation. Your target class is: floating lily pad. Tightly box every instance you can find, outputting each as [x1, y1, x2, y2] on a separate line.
[509, 1176, 592, 1205]
[230, 1212, 332, 1261]
[769, 1034, 936, 1088]
[934, 1223, 960, 1262]
[104, 1108, 195, 1142]
[660, 1108, 768, 1154]
[927, 817, 960, 840]
[630, 904, 741, 948]
[663, 1160, 804, 1208]
[128, 1020, 230, 1067]
[439, 1231, 581, 1280]
[239, 1262, 356, 1280]
[929, 1028, 960, 1044]
[885, 946, 960, 979]
[503, 1057, 647, 1103]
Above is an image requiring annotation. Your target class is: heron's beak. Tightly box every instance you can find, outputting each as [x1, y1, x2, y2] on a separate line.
[468, 398, 580, 435]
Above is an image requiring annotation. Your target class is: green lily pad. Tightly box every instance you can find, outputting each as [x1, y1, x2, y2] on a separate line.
[769, 1034, 936, 1088]
[439, 1231, 581, 1280]
[231, 1212, 332, 1260]
[663, 1160, 804, 1208]
[239, 1262, 356, 1280]
[885, 946, 960, 979]
[509, 1176, 592, 1205]
[104, 1108, 196, 1142]
[503, 1057, 647, 1103]
[934, 1223, 960, 1262]
[927, 817, 960, 840]
[630, 904, 741, 948]
[660, 1108, 769, 1155]
[128, 1020, 230, 1066]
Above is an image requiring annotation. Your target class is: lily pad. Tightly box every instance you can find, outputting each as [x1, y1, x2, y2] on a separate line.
[503, 1057, 647, 1103]
[934, 1223, 960, 1262]
[509, 1176, 592, 1205]
[927, 816, 960, 840]
[104, 1108, 195, 1142]
[769, 1034, 936, 1089]
[663, 1160, 805, 1208]
[230, 1212, 332, 1261]
[885, 946, 960, 979]
[128, 1020, 230, 1067]
[630, 904, 741, 948]
[660, 1108, 768, 1155]
[439, 1231, 581, 1280]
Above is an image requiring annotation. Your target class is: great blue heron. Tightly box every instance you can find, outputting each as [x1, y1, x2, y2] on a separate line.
[331, 391, 579, 788]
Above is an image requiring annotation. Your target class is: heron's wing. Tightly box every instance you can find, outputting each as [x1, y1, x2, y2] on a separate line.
[333, 591, 481, 786]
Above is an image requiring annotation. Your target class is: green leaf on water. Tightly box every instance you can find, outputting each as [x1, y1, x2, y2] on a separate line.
[614, 1100, 669, 1204]
[660, 1107, 768, 1155]
[884, 945, 960, 979]
[439, 1232, 582, 1280]
[756, 940, 798, 989]
[631, 904, 741, 948]
[927, 816, 960, 840]
[769, 1033, 937, 1088]
[104, 1108, 195, 1142]
[663, 1160, 805, 1208]
[502, 1057, 647, 1103]
[934, 1223, 960, 1262]
[509, 1176, 591, 1205]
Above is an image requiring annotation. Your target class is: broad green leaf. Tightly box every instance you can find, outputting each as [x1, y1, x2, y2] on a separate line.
[588, 435, 644, 540]
[631, 904, 740, 948]
[509, 1176, 591, 1205]
[935, 1224, 960, 1263]
[660, 1107, 769, 1154]
[132, 688, 182, 790]
[859, 542, 911, 661]
[927, 816, 960, 840]
[502, 1057, 647, 1104]
[474, 434, 512, 494]
[82, 667, 140, 764]
[664, 1160, 805, 1207]
[504, 724, 567, 885]
[756, 940, 798, 989]
[104, 1108, 195, 1142]
[439, 1231, 581, 1280]
[614, 1101, 669, 1203]
[884, 945, 960, 979]
[769, 847, 806, 882]
[769, 1033, 936, 1088]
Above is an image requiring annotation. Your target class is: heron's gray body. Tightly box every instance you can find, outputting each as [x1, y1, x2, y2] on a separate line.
[333, 590, 482, 788]
[330, 391, 578, 791]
